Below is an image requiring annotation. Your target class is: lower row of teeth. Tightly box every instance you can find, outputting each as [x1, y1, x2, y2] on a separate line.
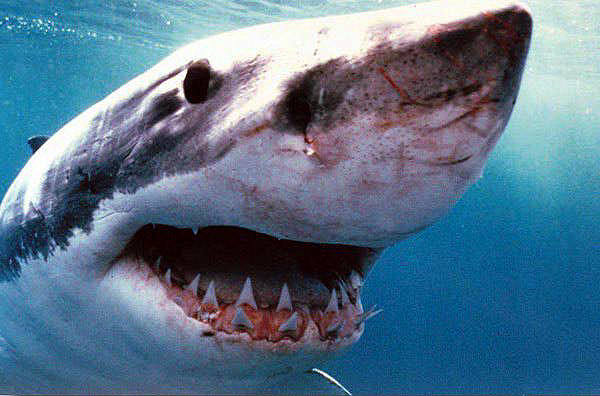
[154, 259, 381, 342]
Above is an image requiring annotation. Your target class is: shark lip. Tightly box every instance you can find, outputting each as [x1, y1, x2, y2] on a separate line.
[117, 224, 381, 344]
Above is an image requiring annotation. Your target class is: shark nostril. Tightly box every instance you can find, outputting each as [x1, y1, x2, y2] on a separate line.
[286, 88, 312, 132]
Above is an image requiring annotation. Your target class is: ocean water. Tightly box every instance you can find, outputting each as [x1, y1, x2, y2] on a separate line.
[0, 0, 598, 394]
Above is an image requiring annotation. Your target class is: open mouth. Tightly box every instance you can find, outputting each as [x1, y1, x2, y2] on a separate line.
[118, 224, 382, 344]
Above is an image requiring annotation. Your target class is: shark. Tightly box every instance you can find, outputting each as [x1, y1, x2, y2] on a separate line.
[0, 0, 532, 393]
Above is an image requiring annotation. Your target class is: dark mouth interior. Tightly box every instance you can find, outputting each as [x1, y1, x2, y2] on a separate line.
[120, 224, 380, 342]
[124, 224, 376, 305]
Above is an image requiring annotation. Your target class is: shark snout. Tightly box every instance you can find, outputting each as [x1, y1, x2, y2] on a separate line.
[434, 2, 533, 103]
[369, 1, 533, 167]
[403, 1, 533, 108]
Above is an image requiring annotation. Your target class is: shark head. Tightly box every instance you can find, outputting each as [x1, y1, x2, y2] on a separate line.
[0, 0, 531, 393]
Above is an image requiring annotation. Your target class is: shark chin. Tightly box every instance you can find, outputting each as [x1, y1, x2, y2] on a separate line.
[0, 0, 531, 393]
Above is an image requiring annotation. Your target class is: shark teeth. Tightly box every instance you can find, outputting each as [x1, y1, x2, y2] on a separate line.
[355, 292, 363, 313]
[164, 268, 172, 287]
[151, 262, 381, 341]
[278, 312, 298, 333]
[325, 289, 338, 314]
[276, 283, 293, 312]
[201, 280, 218, 307]
[231, 307, 254, 330]
[236, 277, 258, 310]
[154, 256, 162, 272]
[192, 226, 199, 235]
[185, 274, 200, 296]
[350, 269, 363, 290]
[338, 282, 350, 307]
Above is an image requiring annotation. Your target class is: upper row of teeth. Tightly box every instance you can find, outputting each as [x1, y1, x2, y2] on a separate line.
[157, 255, 364, 308]
[164, 269, 358, 314]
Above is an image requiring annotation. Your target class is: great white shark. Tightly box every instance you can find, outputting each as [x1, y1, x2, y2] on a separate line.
[0, 0, 532, 393]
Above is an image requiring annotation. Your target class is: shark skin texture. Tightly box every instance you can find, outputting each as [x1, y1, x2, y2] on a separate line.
[0, 0, 531, 394]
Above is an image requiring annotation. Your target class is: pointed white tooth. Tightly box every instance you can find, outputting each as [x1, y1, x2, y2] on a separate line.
[201, 280, 218, 307]
[350, 270, 363, 290]
[278, 312, 298, 333]
[192, 226, 199, 235]
[152, 223, 156, 229]
[338, 282, 350, 307]
[236, 277, 257, 310]
[154, 256, 162, 271]
[164, 268, 172, 287]
[355, 293, 363, 313]
[185, 274, 200, 296]
[325, 289, 338, 314]
[326, 319, 345, 334]
[231, 307, 254, 330]
[276, 283, 293, 312]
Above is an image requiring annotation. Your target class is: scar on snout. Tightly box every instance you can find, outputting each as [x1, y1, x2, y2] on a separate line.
[377, 67, 430, 108]
[377, 67, 411, 101]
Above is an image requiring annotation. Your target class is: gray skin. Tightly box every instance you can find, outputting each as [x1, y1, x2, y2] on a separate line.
[0, 0, 531, 394]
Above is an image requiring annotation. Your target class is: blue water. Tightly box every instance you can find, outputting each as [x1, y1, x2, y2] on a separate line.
[1, 1, 598, 393]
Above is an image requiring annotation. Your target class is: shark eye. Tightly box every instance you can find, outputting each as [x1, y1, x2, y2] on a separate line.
[183, 59, 211, 104]
[286, 88, 312, 132]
